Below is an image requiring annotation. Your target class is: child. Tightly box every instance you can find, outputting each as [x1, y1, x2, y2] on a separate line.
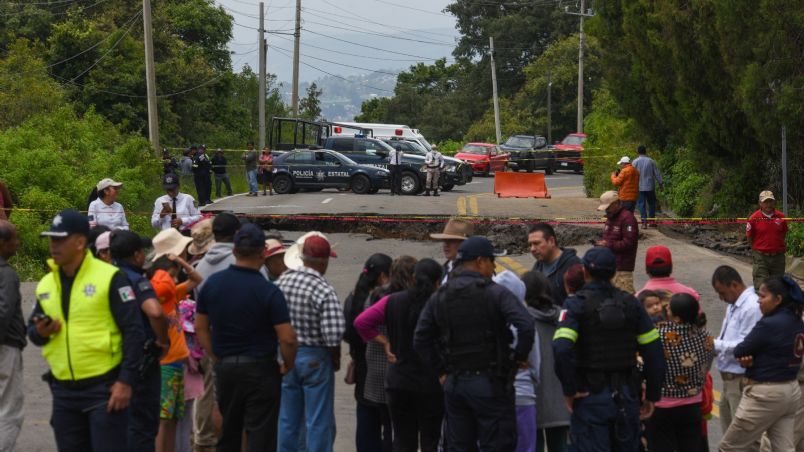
[149, 254, 203, 452]
[175, 296, 205, 452]
[638, 290, 664, 323]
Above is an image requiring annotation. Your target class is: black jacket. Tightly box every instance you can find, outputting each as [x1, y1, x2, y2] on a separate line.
[0, 256, 25, 349]
[385, 290, 441, 393]
[532, 248, 582, 306]
[735, 307, 804, 382]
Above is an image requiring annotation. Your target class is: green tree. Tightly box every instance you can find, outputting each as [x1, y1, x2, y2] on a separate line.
[0, 39, 64, 129]
[299, 82, 323, 120]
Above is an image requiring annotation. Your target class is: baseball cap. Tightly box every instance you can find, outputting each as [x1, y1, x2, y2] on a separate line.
[96, 178, 123, 192]
[455, 236, 506, 262]
[617, 156, 631, 165]
[264, 239, 286, 258]
[234, 223, 266, 248]
[95, 231, 111, 250]
[110, 230, 153, 260]
[597, 190, 619, 211]
[162, 173, 180, 190]
[645, 246, 672, 269]
[759, 191, 775, 203]
[302, 235, 337, 259]
[41, 209, 90, 238]
[582, 247, 617, 273]
[212, 212, 241, 238]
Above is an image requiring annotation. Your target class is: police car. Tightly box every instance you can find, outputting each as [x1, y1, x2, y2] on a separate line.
[271, 149, 390, 195]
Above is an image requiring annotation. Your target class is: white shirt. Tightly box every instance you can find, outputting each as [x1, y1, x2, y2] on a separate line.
[425, 150, 442, 168]
[151, 192, 201, 230]
[388, 148, 403, 165]
[714, 286, 763, 374]
[87, 198, 129, 230]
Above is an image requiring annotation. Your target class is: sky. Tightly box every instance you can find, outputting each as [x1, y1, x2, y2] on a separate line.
[217, 0, 458, 82]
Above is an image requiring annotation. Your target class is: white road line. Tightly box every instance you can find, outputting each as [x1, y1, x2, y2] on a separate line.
[321, 198, 333, 204]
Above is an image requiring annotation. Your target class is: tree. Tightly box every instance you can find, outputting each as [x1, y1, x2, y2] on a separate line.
[299, 82, 323, 120]
[0, 39, 64, 130]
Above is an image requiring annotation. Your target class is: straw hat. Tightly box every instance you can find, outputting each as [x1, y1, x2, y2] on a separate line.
[430, 219, 473, 241]
[597, 191, 619, 211]
[284, 231, 330, 270]
[189, 218, 214, 255]
[152, 228, 193, 261]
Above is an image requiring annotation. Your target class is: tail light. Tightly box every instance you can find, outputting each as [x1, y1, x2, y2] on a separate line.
[395, 129, 403, 136]
[334, 127, 342, 133]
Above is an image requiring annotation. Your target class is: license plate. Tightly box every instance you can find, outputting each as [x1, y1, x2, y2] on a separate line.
[561, 162, 568, 166]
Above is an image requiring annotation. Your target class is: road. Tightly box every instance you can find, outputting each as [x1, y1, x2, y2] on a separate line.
[16, 171, 743, 450]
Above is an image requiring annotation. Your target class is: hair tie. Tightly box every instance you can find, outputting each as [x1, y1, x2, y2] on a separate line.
[782, 275, 804, 304]
[362, 268, 369, 274]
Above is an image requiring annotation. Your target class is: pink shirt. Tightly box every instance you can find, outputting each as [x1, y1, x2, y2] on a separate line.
[353, 295, 390, 342]
[637, 277, 700, 301]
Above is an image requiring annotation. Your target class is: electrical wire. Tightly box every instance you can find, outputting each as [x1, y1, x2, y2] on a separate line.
[273, 33, 454, 63]
[267, 43, 399, 75]
[373, 0, 451, 17]
[305, 3, 458, 41]
[301, 19, 456, 47]
[270, 45, 394, 92]
[0, 0, 113, 17]
[302, 28, 451, 60]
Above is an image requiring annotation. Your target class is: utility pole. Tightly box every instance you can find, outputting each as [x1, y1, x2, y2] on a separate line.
[143, 0, 159, 153]
[489, 36, 501, 145]
[546, 68, 552, 144]
[782, 125, 788, 215]
[258, 2, 266, 149]
[566, 0, 594, 134]
[291, 0, 302, 116]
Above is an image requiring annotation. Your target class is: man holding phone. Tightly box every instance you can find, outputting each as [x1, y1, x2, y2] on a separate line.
[151, 173, 201, 231]
[28, 209, 145, 451]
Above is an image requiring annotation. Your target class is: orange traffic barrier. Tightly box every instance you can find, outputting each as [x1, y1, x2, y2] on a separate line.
[493, 172, 551, 198]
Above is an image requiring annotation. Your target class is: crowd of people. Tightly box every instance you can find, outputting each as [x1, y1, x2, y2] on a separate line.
[0, 164, 801, 452]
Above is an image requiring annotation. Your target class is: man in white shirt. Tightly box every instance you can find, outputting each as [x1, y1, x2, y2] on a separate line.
[423, 148, 443, 197]
[388, 146, 403, 196]
[150, 173, 201, 231]
[711, 265, 763, 434]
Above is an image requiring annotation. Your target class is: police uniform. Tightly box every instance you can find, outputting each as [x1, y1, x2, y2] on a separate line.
[424, 149, 442, 196]
[192, 146, 213, 206]
[414, 236, 535, 451]
[27, 210, 145, 452]
[720, 279, 804, 452]
[553, 247, 665, 451]
[388, 147, 403, 195]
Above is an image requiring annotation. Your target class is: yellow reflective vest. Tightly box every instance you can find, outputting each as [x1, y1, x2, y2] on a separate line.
[35, 251, 122, 381]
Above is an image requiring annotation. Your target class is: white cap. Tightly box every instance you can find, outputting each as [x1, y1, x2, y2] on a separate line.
[617, 156, 631, 165]
[95, 231, 111, 250]
[97, 178, 123, 191]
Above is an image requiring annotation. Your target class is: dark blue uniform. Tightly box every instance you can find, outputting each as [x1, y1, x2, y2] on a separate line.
[118, 262, 161, 452]
[192, 151, 213, 205]
[553, 281, 665, 452]
[734, 307, 804, 381]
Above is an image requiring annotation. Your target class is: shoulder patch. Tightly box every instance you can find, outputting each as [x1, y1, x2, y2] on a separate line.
[118, 286, 136, 303]
[137, 280, 153, 293]
[559, 309, 567, 322]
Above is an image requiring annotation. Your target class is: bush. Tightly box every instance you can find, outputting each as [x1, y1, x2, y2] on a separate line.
[787, 211, 804, 257]
[436, 139, 464, 156]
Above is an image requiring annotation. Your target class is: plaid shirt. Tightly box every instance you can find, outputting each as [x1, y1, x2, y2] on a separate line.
[277, 266, 345, 347]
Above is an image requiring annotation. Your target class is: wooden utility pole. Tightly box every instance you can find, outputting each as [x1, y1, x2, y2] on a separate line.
[489, 37, 501, 145]
[566, 0, 594, 134]
[291, 0, 302, 116]
[547, 68, 552, 144]
[259, 2, 266, 149]
[143, 0, 160, 153]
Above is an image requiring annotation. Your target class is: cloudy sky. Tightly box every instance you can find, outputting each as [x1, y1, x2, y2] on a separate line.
[217, 0, 458, 82]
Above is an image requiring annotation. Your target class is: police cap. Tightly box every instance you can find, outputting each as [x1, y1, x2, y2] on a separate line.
[582, 247, 617, 273]
[110, 230, 153, 260]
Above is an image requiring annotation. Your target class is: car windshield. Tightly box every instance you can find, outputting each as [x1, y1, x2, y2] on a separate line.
[562, 135, 586, 145]
[461, 145, 489, 155]
[418, 137, 433, 151]
[403, 140, 427, 154]
[503, 136, 533, 147]
[339, 154, 358, 165]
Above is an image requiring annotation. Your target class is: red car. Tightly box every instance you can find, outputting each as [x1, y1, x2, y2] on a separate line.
[455, 143, 509, 176]
[553, 133, 587, 173]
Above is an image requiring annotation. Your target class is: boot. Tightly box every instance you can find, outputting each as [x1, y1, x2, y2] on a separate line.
[433, 189, 439, 197]
[424, 190, 431, 196]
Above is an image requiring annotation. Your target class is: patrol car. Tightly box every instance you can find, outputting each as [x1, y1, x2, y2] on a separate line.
[271, 149, 390, 195]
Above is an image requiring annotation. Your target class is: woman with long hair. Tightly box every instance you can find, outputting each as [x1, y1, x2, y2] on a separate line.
[343, 253, 393, 452]
[721, 275, 804, 451]
[355, 258, 444, 451]
[521, 271, 571, 452]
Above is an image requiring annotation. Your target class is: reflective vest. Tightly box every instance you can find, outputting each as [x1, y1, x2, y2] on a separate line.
[576, 287, 639, 372]
[36, 251, 122, 381]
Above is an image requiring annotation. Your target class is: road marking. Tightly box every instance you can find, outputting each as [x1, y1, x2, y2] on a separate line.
[457, 197, 467, 215]
[321, 198, 333, 204]
[549, 185, 585, 191]
[468, 196, 479, 215]
[499, 256, 528, 275]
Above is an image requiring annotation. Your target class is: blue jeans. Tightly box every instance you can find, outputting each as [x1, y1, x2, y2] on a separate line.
[246, 169, 259, 194]
[278, 347, 335, 452]
[570, 385, 640, 452]
[50, 380, 129, 452]
[637, 190, 657, 224]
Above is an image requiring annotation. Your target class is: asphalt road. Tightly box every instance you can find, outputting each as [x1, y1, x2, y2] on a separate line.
[15, 171, 745, 450]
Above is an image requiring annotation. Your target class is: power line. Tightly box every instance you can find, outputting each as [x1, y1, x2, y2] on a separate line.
[301, 19, 456, 47]
[302, 28, 451, 60]
[64, 8, 143, 83]
[307, 2, 458, 40]
[0, 0, 113, 17]
[270, 45, 393, 93]
[373, 0, 451, 17]
[273, 33, 453, 63]
[268, 43, 399, 76]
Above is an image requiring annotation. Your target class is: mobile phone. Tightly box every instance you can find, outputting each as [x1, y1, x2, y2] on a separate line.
[34, 314, 52, 326]
[162, 202, 172, 212]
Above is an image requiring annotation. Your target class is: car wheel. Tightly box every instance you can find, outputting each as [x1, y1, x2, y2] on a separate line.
[351, 174, 371, 194]
[441, 183, 454, 192]
[273, 174, 293, 194]
[400, 171, 420, 195]
[526, 156, 534, 173]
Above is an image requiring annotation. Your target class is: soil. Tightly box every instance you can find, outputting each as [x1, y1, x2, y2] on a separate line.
[658, 222, 751, 260]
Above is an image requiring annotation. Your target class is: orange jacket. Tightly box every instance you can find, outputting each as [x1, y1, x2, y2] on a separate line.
[610, 164, 640, 201]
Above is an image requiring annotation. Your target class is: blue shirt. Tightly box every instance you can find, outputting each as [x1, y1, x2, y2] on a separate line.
[734, 307, 804, 382]
[631, 156, 663, 192]
[197, 265, 291, 358]
[714, 287, 762, 374]
[118, 262, 158, 341]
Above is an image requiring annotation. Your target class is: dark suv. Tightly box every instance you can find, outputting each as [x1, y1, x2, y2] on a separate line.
[323, 136, 458, 195]
[381, 137, 473, 185]
[499, 134, 556, 174]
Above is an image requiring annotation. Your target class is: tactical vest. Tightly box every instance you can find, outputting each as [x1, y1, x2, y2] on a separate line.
[36, 251, 122, 381]
[576, 287, 639, 372]
[435, 278, 512, 375]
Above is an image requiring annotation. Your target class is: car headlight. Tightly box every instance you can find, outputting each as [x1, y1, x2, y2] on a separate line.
[446, 165, 456, 173]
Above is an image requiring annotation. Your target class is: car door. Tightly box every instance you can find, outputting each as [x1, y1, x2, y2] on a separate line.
[316, 151, 350, 186]
[288, 150, 315, 187]
[488, 146, 500, 172]
[357, 138, 389, 169]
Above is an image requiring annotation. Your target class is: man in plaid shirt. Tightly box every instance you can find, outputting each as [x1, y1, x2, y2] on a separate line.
[277, 234, 345, 452]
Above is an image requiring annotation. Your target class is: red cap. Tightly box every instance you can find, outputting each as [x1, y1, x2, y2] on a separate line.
[645, 246, 672, 268]
[302, 236, 337, 259]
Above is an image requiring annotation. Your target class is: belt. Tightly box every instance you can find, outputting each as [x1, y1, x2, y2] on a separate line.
[50, 367, 120, 390]
[742, 378, 797, 386]
[721, 371, 744, 381]
[218, 355, 275, 364]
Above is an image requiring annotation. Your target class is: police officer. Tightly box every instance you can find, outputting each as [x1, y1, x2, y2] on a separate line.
[28, 209, 145, 451]
[414, 236, 535, 451]
[192, 145, 213, 206]
[110, 230, 170, 452]
[424, 146, 443, 197]
[388, 143, 403, 196]
[553, 246, 665, 451]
